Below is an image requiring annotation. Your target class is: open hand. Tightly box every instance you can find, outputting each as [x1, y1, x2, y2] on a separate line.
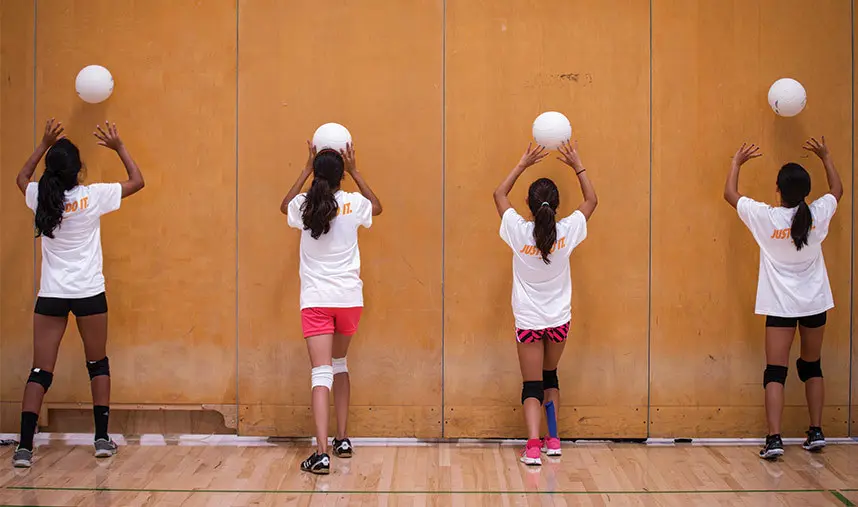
[304, 140, 317, 173]
[41, 118, 65, 147]
[803, 137, 830, 160]
[557, 140, 584, 171]
[517, 143, 549, 169]
[732, 143, 762, 167]
[93, 122, 123, 151]
[340, 142, 357, 174]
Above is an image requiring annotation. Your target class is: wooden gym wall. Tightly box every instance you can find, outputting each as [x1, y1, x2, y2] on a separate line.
[853, 0, 858, 436]
[235, 0, 443, 437]
[1, 0, 239, 433]
[443, 0, 650, 438]
[0, 0, 36, 432]
[651, 0, 853, 437]
[0, 0, 855, 439]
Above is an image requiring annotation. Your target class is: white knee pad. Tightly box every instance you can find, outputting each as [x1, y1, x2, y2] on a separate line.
[332, 357, 348, 375]
[311, 365, 333, 390]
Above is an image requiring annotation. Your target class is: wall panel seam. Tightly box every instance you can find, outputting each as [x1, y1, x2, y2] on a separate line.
[646, 0, 653, 439]
[31, 0, 38, 302]
[440, 0, 447, 439]
[849, 0, 855, 438]
[234, 0, 241, 435]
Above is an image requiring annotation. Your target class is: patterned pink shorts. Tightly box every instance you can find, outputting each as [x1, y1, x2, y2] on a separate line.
[515, 322, 570, 344]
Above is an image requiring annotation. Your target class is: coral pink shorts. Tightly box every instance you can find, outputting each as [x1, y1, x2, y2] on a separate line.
[301, 307, 363, 338]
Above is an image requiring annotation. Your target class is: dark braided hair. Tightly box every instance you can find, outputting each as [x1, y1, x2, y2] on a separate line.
[301, 149, 345, 239]
[777, 163, 812, 251]
[35, 139, 82, 238]
[527, 178, 560, 264]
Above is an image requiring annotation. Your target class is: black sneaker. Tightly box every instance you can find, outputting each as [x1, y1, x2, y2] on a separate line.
[300, 452, 330, 475]
[802, 427, 826, 452]
[94, 438, 118, 458]
[332, 438, 353, 458]
[12, 447, 32, 468]
[759, 434, 784, 460]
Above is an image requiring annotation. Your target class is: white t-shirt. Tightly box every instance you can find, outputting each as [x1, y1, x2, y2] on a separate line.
[26, 182, 122, 298]
[499, 208, 588, 330]
[287, 191, 373, 309]
[737, 194, 838, 318]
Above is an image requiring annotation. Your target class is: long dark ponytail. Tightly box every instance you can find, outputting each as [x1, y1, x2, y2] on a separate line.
[527, 178, 560, 264]
[777, 162, 812, 251]
[301, 149, 345, 239]
[35, 139, 82, 238]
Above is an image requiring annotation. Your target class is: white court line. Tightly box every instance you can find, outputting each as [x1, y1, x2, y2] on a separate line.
[0, 433, 275, 447]
[1, 434, 856, 447]
[646, 437, 857, 446]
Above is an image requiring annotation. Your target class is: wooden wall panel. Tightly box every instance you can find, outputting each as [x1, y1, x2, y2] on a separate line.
[236, 0, 443, 437]
[651, 0, 852, 437]
[27, 0, 237, 407]
[853, 0, 857, 439]
[1, 0, 852, 439]
[0, 0, 35, 430]
[444, 0, 650, 438]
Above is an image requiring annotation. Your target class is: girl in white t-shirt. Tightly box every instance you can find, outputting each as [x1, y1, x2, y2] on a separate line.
[493, 141, 597, 466]
[724, 137, 843, 460]
[12, 119, 145, 468]
[280, 142, 382, 475]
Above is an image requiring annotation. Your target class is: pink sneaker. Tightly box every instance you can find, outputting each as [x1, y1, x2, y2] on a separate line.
[541, 437, 562, 456]
[519, 439, 542, 466]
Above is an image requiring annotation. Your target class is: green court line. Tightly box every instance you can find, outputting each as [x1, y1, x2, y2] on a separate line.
[2, 486, 842, 495]
[832, 491, 857, 506]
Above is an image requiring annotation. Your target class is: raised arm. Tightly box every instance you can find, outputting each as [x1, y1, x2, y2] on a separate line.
[341, 143, 382, 216]
[724, 143, 762, 209]
[557, 140, 597, 220]
[94, 122, 144, 198]
[493, 144, 548, 218]
[804, 136, 843, 202]
[280, 141, 315, 215]
[17, 118, 65, 194]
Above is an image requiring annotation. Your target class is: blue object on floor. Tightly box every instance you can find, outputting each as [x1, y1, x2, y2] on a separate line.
[545, 401, 557, 438]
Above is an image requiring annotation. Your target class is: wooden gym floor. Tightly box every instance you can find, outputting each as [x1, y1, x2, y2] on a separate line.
[0, 438, 857, 506]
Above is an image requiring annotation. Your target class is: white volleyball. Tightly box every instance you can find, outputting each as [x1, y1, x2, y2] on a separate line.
[75, 65, 114, 104]
[312, 123, 352, 152]
[532, 111, 572, 150]
[767, 78, 806, 117]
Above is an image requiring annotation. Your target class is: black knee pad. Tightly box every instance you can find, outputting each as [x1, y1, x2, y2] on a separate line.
[763, 364, 788, 387]
[86, 357, 110, 380]
[521, 381, 544, 405]
[27, 368, 54, 392]
[543, 369, 559, 390]
[796, 358, 822, 382]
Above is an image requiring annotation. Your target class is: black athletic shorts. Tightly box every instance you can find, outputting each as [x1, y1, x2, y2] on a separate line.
[34, 292, 108, 317]
[765, 312, 827, 329]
